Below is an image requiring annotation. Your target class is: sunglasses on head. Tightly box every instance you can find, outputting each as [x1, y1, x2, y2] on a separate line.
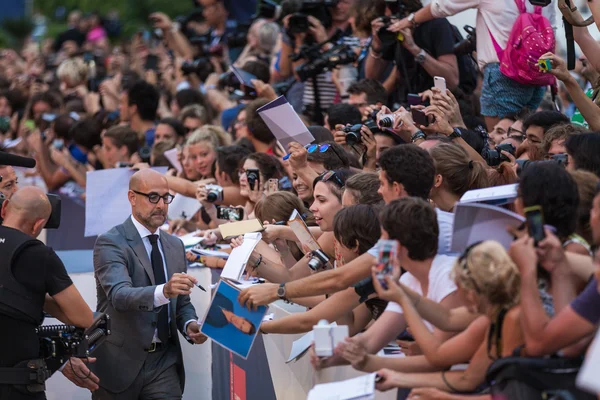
[283, 143, 333, 161]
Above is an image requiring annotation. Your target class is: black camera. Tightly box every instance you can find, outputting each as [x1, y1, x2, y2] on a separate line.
[454, 25, 477, 56]
[308, 249, 330, 271]
[205, 184, 224, 203]
[483, 143, 516, 167]
[353, 277, 376, 302]
[282, 0, 338, 36]
[295, 44, 357, 82]
[343, 119, 380, 145]
[217, 70, 257, 100]
[181, 58, 215, 82]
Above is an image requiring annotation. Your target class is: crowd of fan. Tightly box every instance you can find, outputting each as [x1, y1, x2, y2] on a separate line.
[1, 0, 600, 398]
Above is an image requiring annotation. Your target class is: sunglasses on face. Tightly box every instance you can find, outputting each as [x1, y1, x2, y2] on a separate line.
[133, 190, 174, 204]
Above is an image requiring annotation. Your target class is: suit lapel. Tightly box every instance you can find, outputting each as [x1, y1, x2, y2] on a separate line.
[159, 232, 178, 322]
[123, 217, 155, 285]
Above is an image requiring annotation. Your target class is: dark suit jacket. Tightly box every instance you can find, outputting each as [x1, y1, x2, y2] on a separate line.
[91, 217, 197, 393]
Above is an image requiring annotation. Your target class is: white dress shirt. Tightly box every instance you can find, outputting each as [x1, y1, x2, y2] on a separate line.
[130, 215, 195, 343]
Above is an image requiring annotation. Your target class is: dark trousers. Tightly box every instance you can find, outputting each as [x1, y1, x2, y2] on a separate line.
[92, 342, 181, 400]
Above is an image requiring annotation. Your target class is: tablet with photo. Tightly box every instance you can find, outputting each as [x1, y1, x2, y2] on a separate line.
[199, 280, 268, 359]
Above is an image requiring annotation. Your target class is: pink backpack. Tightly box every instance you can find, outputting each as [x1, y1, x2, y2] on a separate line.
[490, 0, 556, 86]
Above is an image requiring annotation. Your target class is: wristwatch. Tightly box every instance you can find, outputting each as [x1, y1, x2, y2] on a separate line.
[407, 13, 419, 28]
[277, 283, 288, 302]
[449, 128, 462, 140]
[411, 130, 426, 142]
[415, 49, 427, 64]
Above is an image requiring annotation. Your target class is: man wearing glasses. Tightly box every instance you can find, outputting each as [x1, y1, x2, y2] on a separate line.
[91, 169, 207, 400]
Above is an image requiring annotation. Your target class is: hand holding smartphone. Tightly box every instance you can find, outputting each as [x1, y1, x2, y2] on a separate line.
[246, 168, 260, 191]
[376, 240, 398, 289]
[524, 205, 545, 245]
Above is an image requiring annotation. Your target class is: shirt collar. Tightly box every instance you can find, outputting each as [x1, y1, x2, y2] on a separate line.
[130, 215, 158, 240]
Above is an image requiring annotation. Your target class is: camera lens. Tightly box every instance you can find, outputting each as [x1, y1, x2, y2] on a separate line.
[345, 131, 360, 146]
[379, 115, 395, 128]
[207, 191, 218, 203]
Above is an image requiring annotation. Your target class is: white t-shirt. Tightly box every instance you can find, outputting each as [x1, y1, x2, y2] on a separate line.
[368, 208, 454, 257]
[385, 254, 457, 332]
[430, 0, 557, 69]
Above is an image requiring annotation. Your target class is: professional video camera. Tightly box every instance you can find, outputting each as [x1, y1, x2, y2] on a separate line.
[454, 25, 476, 56]
[0, 152, 61, 229]
[280, 0, 338, 36]
[1, 314, 110, 393]
[482, 143, 516, 167]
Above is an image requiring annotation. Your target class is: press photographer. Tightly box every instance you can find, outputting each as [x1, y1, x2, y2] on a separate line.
[365, 0, 461, 104]
[278, 0, 354, 123]
[0, 185, 99, 399]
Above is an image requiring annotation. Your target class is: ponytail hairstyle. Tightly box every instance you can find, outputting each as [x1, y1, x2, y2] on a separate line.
[429, 143, 489, 197]
[488, 162, 518, 187]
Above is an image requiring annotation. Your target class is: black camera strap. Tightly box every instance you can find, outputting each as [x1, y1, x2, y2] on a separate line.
[394, 41, 413, 95]
[564, 15, 576, 71]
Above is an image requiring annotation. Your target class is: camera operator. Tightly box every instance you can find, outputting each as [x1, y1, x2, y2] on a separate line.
[278, 0, 354, 122]
[366, 0, 459, 104]
[0, 187, 98, 399]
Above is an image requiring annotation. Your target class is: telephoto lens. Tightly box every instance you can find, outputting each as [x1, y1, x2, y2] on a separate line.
[379, 114, 395, 128]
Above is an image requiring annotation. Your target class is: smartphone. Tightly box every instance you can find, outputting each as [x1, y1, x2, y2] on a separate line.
[246, 168, 260, 191]
[267, 178, 279, 195]
[434, 76, 447, 92]
[144, 54, 159, 71]
[216, 206, 244, 221]
[407, 93, 422, 107]
[411, 109, 429, 127]
[375, 240, 398, 289]
[524, 205, 545, 245]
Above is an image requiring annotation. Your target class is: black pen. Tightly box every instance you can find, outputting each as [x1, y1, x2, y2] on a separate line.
[195, 283, 207, 292]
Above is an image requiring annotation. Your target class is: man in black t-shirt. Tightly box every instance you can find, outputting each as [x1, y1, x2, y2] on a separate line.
[53, 11, 86, 52]
[0, 187, 98, 399]
[365, 1, 460, 104]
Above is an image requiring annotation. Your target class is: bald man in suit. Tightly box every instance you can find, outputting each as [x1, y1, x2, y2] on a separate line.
[91, 169, 207, 399]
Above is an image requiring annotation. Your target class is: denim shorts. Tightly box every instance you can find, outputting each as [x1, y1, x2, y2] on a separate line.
[480, 63, 547, 118]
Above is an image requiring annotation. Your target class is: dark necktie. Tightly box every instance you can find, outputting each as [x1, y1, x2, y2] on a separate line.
[148, 234, 169, 343]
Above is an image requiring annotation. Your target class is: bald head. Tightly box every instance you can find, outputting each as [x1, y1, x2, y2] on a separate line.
[129, 169, 168, 192]
[7, 187, 51, 221]
[1, 187, 51, 238]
